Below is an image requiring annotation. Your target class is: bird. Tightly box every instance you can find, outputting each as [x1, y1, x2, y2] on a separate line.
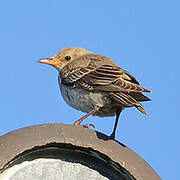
[38, 47, 151, 139]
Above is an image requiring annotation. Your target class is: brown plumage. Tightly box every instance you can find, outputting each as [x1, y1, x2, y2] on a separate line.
[38, 47, 151, 139]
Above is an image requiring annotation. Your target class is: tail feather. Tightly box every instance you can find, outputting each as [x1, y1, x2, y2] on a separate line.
[136, 104, 147, 115]
[110, 92, 148, 115]
[129, 92, 151, 102]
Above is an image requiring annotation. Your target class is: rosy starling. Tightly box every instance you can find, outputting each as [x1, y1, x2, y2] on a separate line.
[38, 47, 151, 139]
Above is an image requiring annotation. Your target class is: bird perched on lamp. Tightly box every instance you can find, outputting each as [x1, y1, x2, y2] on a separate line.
[38, 47, 151, 139]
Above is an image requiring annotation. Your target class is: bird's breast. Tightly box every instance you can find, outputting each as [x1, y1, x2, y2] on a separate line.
[58, 80, 118, 117]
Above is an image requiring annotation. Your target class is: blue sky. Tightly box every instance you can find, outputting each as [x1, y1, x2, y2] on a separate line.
[0, 0, 179, 179]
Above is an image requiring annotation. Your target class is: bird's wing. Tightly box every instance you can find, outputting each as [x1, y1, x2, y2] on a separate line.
[81, 64, 150, 93]
[62, 56, 151, 93]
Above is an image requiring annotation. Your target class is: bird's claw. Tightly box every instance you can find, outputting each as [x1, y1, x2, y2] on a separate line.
[82, 123, 95, 128]
[108, 132, 115, 139]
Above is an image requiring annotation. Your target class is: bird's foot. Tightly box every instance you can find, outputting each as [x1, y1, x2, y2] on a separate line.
[73, 106, 100, 129]
[108, 133, 115, 140]
[82, 123, 95, 128]
[73, 122, 95, 129]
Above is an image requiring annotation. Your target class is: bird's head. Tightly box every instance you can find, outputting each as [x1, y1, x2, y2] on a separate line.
[38, 47, 92, 71]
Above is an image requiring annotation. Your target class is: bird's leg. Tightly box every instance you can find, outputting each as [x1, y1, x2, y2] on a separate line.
[109, 110, 121, 139]
[73, 105, 101, 128]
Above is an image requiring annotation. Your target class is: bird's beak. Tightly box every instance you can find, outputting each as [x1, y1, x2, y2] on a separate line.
[38, 58, 52, 65]
[37, 58, 64, 66]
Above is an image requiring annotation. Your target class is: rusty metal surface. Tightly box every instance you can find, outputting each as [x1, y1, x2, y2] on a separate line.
[0, 123, 161, 180]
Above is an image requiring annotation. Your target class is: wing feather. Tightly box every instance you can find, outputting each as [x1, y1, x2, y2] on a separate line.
[61, 55, 151, 93]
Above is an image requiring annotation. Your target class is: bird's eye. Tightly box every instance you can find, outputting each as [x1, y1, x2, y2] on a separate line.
[65, 55, 71, 61]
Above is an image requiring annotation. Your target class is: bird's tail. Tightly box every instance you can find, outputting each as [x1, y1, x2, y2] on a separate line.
[110, 92, 148, 115]
[129, 92, 151, 102]
[136, 103, 147, 115]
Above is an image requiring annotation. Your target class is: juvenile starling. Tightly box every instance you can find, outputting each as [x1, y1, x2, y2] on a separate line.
[38, 47, 151, 139]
